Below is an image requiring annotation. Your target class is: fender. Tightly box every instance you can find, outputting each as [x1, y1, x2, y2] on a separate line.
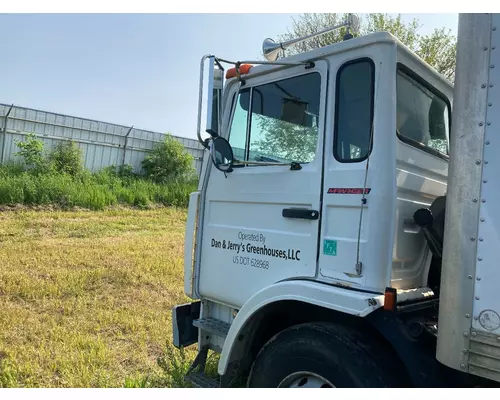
[217, 279, 384, 376]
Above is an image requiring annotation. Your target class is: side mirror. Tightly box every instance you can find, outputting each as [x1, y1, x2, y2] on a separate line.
[206, 56, 224, 137]
[210, 136, 234, 173]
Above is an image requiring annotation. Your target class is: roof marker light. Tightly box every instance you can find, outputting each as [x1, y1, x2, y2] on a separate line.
[225, 64, 253, 79]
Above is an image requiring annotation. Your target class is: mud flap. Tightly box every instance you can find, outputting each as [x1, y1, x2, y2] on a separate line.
[172, 301, 201, 348]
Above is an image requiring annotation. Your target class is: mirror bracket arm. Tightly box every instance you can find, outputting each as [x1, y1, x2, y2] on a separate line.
[234, 62, 246, 85]
[305, 61, 315, 70]
[214, 57, 224, 71]
[201, 138, 211, 150]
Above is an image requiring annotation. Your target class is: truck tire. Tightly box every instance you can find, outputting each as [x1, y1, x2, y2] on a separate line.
[247, 321, 407, 388]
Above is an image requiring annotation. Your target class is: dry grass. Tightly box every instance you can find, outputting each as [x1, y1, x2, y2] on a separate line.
[0, 208, 201, 388]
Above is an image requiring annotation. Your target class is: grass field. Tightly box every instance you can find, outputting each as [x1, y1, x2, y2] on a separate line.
[0, 207, 210, 388]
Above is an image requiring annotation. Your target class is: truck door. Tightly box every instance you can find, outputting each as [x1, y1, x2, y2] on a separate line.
[197, 61, 328, 308]
[318, 55, 392, 289]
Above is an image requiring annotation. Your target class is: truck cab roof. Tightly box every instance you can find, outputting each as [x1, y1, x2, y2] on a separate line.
[227, 31, 453, 100]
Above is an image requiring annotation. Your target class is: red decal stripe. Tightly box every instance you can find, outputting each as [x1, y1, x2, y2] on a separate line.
[327, 188, 371, 194]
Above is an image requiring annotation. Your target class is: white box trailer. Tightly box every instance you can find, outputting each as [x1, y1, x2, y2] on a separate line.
[437, 13, 500, 381]
[172, 13, 500, 388]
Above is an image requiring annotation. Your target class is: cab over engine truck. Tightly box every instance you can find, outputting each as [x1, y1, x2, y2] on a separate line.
[172, 13, 500, 388]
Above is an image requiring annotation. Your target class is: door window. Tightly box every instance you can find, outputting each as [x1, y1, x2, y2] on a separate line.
[228, 73, 322, 164]
[333, 59, 375, 162]
[396, 67, 450, 158]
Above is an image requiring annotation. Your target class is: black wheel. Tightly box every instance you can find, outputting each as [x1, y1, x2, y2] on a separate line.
[247, 322, 407, 388]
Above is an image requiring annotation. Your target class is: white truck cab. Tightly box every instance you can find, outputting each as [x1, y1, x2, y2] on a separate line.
[172, 13, 500, 388]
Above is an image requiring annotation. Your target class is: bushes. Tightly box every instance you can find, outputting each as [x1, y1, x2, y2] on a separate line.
[141, 134, 197, 184]
[49, 140, 84, 177]
[14, 135, 84, 177]
[14, 133, 51, 175]
[0, 132, 199, 210]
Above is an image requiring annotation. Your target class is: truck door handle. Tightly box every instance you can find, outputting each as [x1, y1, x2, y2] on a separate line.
[282, 208, 319, 220]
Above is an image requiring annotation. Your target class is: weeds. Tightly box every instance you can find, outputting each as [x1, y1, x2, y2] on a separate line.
[2, 131, 199, 210]
[0, 357, 19, 388]
[150, 344, 220, 388]
[156, 345, 194, 387]
[0, 164, 197, 210]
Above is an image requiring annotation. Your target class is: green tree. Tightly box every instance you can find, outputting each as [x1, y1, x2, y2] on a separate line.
[277, 13, 456, 81]
[253, 13, 456, 162]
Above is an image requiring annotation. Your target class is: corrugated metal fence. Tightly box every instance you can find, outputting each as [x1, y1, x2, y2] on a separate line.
[0, 103, 206, 175]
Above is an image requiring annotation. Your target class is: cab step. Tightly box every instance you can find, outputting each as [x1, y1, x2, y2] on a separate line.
[193, 317, 231, 338]
[185, 346, 221, 388]
[185, 371, 220, 388]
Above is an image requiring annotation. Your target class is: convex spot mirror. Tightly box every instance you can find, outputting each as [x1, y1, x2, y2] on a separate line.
[210, 136, 234, 172]
[348, 14, 360, 35]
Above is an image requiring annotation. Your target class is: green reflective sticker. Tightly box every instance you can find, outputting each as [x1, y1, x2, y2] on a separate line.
[323, 239, 337, 256]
